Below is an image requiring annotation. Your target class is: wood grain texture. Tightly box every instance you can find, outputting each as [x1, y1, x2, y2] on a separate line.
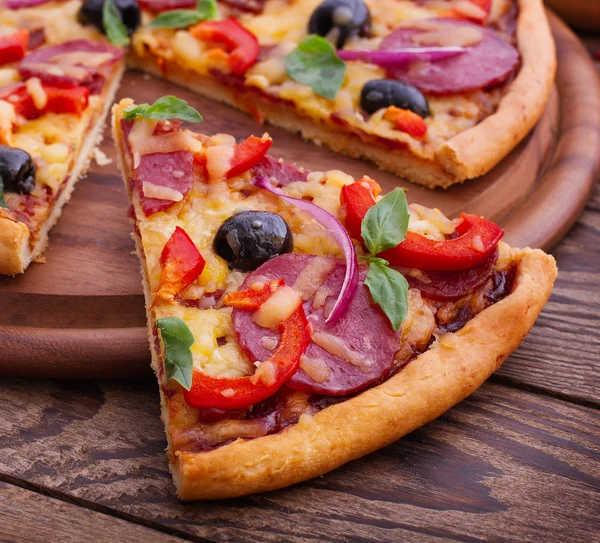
[0, 482, 187, 543]
[0, 378, 597, 543]
[0, 14, 598, 379]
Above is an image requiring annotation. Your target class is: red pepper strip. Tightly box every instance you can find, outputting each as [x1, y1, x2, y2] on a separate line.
[380, 213, 504, 271]
[189, 18, 260, 75]
[155, 226, 206, 303]
[340, 177, 379, 241]
[441, 0, 492, 24]
[0, 83, 90, 119]
[341, 180, 503, 271]
[225, 135, 273, 179]
[221, 278, 284, 310]
[0, 30, 29, 66]
[183, 281, 311, 410]
[383, 106, 427, 139]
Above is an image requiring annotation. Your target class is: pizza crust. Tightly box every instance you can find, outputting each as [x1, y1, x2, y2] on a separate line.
[0, 64, 124, 275]
[129, 0, 555, 189]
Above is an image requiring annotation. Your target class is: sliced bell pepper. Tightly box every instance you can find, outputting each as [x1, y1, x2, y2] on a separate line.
[380, 213, 504, 271]
[155, 226, 205, 303]
[0, 83, 90, 119]
[183, 280, 311, 410]
[341, 180, 503, 271]
[340, 177, 380, 241]
[0, 30, 29, 67]
[189, 18, 260, 75]
[225, 135, 272, 179]
[441, 0, 492, 24]
[384, 106, 428, 139]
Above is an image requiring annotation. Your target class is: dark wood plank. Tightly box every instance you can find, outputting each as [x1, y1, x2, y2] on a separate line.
[497, 184, 600, 405]
[0, 378, 597, 543]
[0, 481, 187, 543]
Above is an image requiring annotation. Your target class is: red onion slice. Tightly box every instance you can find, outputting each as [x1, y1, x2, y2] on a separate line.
[337, 46, 466, 68]
[252, 174, 358, 326]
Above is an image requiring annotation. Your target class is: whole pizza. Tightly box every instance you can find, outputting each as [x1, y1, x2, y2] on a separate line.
[1, 0, 560, 502]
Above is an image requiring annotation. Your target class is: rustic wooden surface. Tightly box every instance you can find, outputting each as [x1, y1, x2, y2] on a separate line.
[1, 13, 599, 377]
[0, 17, 599, 543]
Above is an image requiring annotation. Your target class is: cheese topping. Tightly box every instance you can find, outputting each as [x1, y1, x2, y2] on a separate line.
[25, 77, 47, 111]
[311, 331, 373, 374]
[253, 286, 302, 330]
[142, 182, 184, 202]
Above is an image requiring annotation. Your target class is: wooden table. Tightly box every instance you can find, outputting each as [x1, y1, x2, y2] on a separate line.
[1, 42, 599, 543]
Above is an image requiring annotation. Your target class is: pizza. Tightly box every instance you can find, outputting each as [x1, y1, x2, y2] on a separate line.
[0, 3, 125, 274]
[126, 0, 556, 188]
[112, 96, 557, 500]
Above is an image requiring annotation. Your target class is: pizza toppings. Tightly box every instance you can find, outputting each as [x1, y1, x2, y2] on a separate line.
[231, 254, 399, 396]
[253, 174, 358, 325]
[443, 0, 492, 25]
[0, 145, 36, 197]
[138, 0, 196, 12]
[308, 0, 371, 49]
[380, 19, 520, 95]
[213, 210, 293, 272]
[380, 213, 504, 271]
[78, 0, 141, 38]
[360, 79, 430, 118]
[189, 18, 260, 75]
[182, 280, 311, 409]
[0, 83, 90, 119]
[383, 107, 428, 138]
[18, 40, 124, 89]
[156, 226, 206, 303]
[226, 135, 272, 178]
[338, 46, 466, 70]
[0, 30, 29, 67]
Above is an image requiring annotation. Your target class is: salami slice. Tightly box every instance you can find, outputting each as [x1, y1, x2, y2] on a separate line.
[398, 248, 498, 301]
[231, 253, 400, 396]
[252, 156, 308, 186]
[137, 0, 195, 11]
[380, 19, 519, 95]
[18, 40, 124, 88]
[135, 151, 194, 216]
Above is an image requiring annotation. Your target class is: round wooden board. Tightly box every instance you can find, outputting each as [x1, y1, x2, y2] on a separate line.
[1, 13, 598, 378]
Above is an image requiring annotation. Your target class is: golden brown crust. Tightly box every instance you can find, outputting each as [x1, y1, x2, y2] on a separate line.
[171, 245, 556, 500]
[129, 0, 556, 188]
[436, 0, 557, 180]
[0, 216, 30, 275]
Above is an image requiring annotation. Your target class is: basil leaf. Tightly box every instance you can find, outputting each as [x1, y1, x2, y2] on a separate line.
[361, 188, 409, 256]
[284, 35, 346, 100]
[103, 0, 129, 47]
[123, 95, 203, 122]
[149, 0, 219, 28]
[0, 181, 7, 208]
[364, 261, 409, 333]
[157, 317, 195, 390]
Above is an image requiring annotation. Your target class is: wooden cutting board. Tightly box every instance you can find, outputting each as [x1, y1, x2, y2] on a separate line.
[0, 13, 598, 378]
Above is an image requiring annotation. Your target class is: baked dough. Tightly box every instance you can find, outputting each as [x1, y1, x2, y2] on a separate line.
[129, 0, 556, 188]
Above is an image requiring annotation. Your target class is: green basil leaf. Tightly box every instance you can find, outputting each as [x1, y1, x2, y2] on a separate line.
[364, 261, 409, 333]
[103, 0, 129, 47]
[0, 181, 7, 208]
[284, 35, 346, 100]
[149, 0, 218, 28]
[157, 317, 195, 390]
[361, 187, 409, 256]
[123, 95, 203, 122]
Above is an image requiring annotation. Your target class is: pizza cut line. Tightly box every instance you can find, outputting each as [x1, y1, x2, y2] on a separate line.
[0, 5, 125, 274]
[112, 97, 557, 500]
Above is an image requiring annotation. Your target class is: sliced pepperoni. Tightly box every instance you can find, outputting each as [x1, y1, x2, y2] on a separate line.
[135, 151, 194, 216]
[220, 0, 267, 14]
[18, 40, 124, 88]
[380, 19, 519, 95]
[397, 248, 498, 302]
[231, 253, 400, 396]
[137, 0, 195, 11]
[251, 156, 308, 186]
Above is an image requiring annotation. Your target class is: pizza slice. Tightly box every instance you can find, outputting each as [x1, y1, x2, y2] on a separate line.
[127, 0, 555, 188]
[112, 96, 557, 500]
[0, 11, 125, 274]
